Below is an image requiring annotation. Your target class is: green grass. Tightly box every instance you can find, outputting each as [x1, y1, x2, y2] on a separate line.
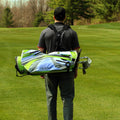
[0, 22, 120, 120]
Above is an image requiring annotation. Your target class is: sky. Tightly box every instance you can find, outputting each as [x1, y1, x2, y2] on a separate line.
[1, 0, 29, 6]
[7, 0, 29, 1]
[2, 0, 29, 3]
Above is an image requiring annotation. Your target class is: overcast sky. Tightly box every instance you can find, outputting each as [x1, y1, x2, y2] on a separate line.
[2, 0, 29, 3]
[1, 0, 29, 6]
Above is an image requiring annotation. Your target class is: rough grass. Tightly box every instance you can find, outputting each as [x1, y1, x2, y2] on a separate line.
[0, 22, 120, 120]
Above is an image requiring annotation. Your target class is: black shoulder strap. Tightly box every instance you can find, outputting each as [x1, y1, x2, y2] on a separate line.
[63, 24, 71, 30]
[48, 24, 57, 33]
[48, 24, 70, 33]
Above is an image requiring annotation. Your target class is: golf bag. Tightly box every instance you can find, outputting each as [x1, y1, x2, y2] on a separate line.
[15, 50, 79, 76]
[15, 49, 92, 77]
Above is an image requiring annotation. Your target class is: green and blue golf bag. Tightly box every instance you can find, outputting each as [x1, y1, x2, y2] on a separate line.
[15, 50, 78, 76]
[15, 49, 92, 76]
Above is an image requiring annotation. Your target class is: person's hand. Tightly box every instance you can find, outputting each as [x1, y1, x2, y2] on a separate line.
[40, 75, 44, 79]
[74, 69, 78, 78]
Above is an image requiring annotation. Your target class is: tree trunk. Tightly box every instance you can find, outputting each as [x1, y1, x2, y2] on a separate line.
[70, 11, 74, 25]
[70, 18, 74, 25]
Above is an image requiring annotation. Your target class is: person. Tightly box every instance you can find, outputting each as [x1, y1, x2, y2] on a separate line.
[38, 7, 80, 120]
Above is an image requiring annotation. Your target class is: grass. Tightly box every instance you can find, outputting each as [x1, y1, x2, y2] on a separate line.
[0, 22, 120, 120]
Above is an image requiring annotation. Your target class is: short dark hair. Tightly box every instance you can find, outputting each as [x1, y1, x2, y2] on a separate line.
[54, 7, 65, 21]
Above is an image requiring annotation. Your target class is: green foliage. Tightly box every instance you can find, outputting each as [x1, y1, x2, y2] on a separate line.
[65, 0, 95, 25]
[0, 0, 120, 27]
[94, 0, 120, 22]
[2, 7, 14, 27]
[44, 0, 65, 24]
[33, 12, 44, 27]
[47, 0, 120, 24]
[44, 10, 54, 25]
[49, 0, 64, 8]
[47, 0, 94, 25]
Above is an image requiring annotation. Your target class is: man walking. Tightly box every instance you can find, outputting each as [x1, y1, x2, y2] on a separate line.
[38, 7, 80, 120]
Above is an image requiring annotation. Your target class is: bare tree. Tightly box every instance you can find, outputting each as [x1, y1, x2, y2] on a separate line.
[0, 0, 2, 9]
[13, 0, 17, 7]
[0, 0, 4, 25]
[37, 0, 44, 12]
[3, 0, 50, 27]
[37, 0, 49, 12]
[5, 0, 11, 7]
[28, 0, 37, 17]
[12, 0, 20, 27]
[20, 0, 23, 7]
[0, 0, 2, 21]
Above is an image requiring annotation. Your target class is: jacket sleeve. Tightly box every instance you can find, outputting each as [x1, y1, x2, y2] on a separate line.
[38, 30, 46, 51]
[72, 31, 80, 50]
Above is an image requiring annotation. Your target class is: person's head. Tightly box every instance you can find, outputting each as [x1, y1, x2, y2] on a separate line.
[54, 7, 66, 22]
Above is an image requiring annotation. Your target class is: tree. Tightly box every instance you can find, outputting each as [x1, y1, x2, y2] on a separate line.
[48, 0, 94, 25]
[33, 12, 44, 27]
[95, 0, 120, 22]
[66, 0, 95, 25]
[0, 0, 3, 24]
[44, 0, 64, 24]
[28, 0, 37, 17]
[2, 7, 14, 27]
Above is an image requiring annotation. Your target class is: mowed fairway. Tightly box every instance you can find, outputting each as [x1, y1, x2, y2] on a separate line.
[0, 22, 120, 120]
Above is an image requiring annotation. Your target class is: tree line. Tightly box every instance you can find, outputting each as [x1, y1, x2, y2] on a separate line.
[0, 0, 120, 27]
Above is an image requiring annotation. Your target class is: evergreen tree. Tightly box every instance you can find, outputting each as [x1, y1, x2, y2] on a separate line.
[66, 0, 95, 25]
[33, 12, 44, 27]
[95, 0, 120, 22]
[2, 7, 14, 27]
[44, 0, 64, 24]
[48, 0, 94, 25]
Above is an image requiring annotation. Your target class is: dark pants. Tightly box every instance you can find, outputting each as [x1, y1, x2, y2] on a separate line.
[45, 72, 75, 120]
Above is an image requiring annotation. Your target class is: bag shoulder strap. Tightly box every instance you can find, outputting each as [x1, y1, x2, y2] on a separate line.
[48, 24, 57, 33]
[48, 24, 70, 33]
